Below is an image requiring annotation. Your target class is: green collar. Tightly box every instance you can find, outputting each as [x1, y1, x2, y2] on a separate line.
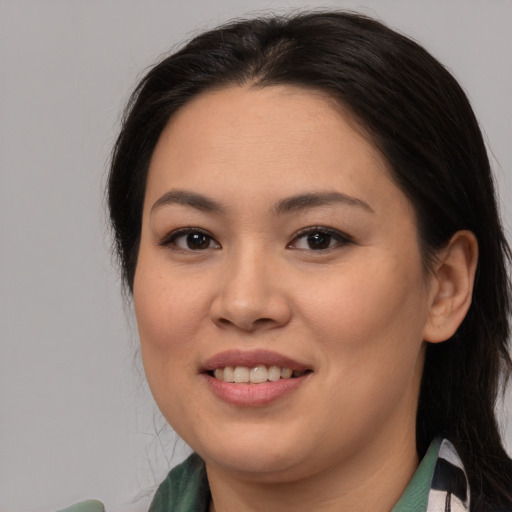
[149, 437, 465, 512]
[391, 437, 442, 512]
[59, 438, 470, 512]
[148, 452, 210, 512]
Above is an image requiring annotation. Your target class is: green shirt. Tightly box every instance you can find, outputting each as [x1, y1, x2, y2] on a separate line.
[147, 437, 469, 512]
[62, 438, 470, 512]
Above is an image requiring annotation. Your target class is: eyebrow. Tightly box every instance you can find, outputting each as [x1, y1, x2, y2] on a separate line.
[273, 191, 374, 214]
[150, 189, 374, 216]
[151, 190, 225, 214]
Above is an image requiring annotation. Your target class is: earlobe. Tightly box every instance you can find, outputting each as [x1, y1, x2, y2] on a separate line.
[423, 230, 478, 344]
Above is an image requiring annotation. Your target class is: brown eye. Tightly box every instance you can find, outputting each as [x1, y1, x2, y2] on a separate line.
[186, 232, 212, 250]
[288, 227, 352, 251]
[162, 229, 221, 251]
[306, 232, 332, 250]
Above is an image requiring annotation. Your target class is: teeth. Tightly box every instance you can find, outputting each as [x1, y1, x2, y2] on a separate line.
[234, 366, 250, 383]
[281, 367, 293, 379]
[211, 365, 307, 384]
[223, 366, 235, 383]
[250, 366, 268, 383]
[268, 366, 281, 382]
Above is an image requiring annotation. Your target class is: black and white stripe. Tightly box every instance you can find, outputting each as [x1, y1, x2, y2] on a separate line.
[426, 439, 470, 512]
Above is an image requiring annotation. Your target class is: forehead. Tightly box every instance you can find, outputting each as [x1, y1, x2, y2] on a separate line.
[154, 85, 377, 159]
[145, 84, 406, 218]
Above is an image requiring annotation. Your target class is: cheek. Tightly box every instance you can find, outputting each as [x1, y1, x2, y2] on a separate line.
[132, 258, 215, 407]
[302, 256, 428, 372]
[134, 263, 206, 350]
[300, 261, 428, 441]
[133, 263, 213, 428]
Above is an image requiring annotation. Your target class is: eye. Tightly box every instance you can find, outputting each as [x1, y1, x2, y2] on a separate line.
[288, 227, 352, 251]
[161, 228, 221, 251]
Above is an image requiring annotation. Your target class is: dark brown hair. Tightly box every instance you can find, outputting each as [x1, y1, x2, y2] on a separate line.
[108, 11, 512, 510]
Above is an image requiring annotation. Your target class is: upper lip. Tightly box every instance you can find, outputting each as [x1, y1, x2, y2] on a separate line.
[202, 349, 311, 372]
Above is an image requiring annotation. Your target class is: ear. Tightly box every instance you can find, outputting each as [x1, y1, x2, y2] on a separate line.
[423, 230, 478, 343]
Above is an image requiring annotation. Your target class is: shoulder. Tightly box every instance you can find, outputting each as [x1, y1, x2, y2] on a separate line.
[57, 500, 105, 512]
[149, 453, 210, 512]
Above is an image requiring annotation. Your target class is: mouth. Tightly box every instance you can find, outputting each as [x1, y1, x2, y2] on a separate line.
[207, 365, 311, 384]
[201, 349, 313, 401]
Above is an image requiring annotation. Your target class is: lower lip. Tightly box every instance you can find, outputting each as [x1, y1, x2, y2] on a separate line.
[203, 373, 310, 407]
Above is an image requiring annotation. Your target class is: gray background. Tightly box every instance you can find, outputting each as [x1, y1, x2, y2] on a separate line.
[1, 0, 511, 510]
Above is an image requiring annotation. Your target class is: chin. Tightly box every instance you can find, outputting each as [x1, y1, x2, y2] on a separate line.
[189, 426, 313, 480]
[207, 451, 311, 482]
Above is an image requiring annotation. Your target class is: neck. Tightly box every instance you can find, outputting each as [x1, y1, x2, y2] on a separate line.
[206, 429, 419, 512]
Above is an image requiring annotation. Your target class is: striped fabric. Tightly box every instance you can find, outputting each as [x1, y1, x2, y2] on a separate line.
[426, 439, 470, 512]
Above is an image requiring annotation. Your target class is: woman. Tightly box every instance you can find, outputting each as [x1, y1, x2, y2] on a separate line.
[69, 10, 512, 512]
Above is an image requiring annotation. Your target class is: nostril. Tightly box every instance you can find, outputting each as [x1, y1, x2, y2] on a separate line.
[253, 318, 274, 326]
[210, 292, 292, 331]
[215, 316, 276, 331]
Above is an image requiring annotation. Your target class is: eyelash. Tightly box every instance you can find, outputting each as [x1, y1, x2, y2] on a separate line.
[159, 228, 221, 251]
[159, 226, 353, 252]
[287, 226, 353, 251]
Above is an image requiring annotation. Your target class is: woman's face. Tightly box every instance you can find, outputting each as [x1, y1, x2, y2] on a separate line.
[134, 85, 435, 482]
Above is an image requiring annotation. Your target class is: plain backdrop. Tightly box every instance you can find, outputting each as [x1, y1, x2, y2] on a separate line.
[1, 0, 511, 511]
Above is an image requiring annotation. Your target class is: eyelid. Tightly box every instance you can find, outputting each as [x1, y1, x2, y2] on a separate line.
[287, 226, 354, 250]
[158, 227, 221, 250]
[157, 225, 352, 251]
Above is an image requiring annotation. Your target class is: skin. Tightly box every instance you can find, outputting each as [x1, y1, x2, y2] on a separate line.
[133, 85, 477, 512]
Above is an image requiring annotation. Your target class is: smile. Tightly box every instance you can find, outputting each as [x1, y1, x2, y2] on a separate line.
[210, 365, 309, 384]
[202, 349, 313, 406]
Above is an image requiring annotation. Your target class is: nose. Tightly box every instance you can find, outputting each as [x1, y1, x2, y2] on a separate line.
[209, 249, 292, 332]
